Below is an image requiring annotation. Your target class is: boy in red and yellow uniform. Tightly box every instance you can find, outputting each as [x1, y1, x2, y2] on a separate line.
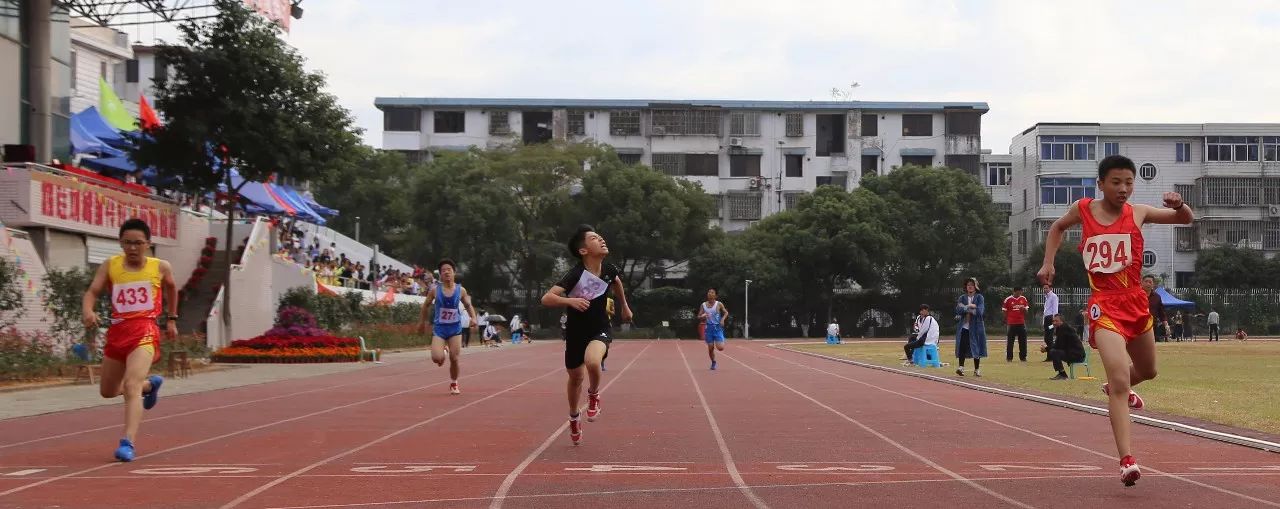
[83, 218, 179, 462]
[1038, 155, 1193, 486]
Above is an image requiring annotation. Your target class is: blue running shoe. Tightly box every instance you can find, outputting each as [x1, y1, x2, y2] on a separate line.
[114, 438, 135, 462]
[711, 360, 717, 370]
[143, 375, 163, 410]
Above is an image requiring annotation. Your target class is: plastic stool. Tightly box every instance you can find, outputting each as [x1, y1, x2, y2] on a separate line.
[826, 334, 841, 345]
[911, 344, 942, 368]
[1068, 347, 1093, 379]
[511, 332, 522, 344]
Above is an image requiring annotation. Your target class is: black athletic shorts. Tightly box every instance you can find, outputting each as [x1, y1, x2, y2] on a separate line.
[565, 332, 611, 370]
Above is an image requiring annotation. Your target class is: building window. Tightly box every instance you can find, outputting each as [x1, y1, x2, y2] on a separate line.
[945, 155, 980, 178]
[1175, 227, 1196, 251]
[815, 175, 847, 188]
[902, 155, 933, 167]
[784, 192, 806, 210]
[1200, 176, 1266, 206]
[1264, 137, 1280, 162]
[488, 111, 510, 135]
[433, 111, 465, 133]
[729, 111, 761, 136]
[610, 110, 641, 136]
[383, 107, 420, 132]
[785, 113, 804, 137]
[728, 193, 762, 220]
[1196, 220, 1268, 249]
[1103, 142, 1120, 157]
[125, 59, 139, 83]
[567, 111, 586, 136]
[785, 154, 803, 177]
[860, 113, 878, 136]
[985, 162, 1012, 186]
[1040, 177, 1097, 205]
[1040, 136, 1097, 161]
[1142, 250, 1156, 268]
[70, 51, 77, 90]
[99, 61, 108, 79]
[945, 111, 980, 135]
[652, 153, 718, 177]
[861, 155, 878, 177]
[618, 153, 642, 165]
[1176, 272, 1196, 288]
[1205, 136, 1259, 162]
[1022, 189, 1028, 211]
[815, 114, 846, 156]
[1176, 142, 1192, 162]
[995, 202, 1012, 215]
[1037, 221, 1083, 246]
[650, 109, 721, 136]
[714, 194, 725, 219]
[730, 154, 761, 177]
[1139, 162, 1157, 181]
[1018, 229, 1027, 255]
[902, 114, 932, 136]
[153, 54, 168, 87]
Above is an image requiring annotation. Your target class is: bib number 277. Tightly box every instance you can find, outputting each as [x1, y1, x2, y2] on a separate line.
[1083, 234, 1131, 274]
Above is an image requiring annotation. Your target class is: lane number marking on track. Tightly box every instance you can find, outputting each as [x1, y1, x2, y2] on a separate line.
[775, 464, 896, 472]
[2, 469, 47, 476]
[979, 464, 1101, 472]
[350, 465, 477, 473]
[130, 466, 259, 475]
[563, 465, 688, 473]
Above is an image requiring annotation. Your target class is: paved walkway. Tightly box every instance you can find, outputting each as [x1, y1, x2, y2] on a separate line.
[0, 345, 520, 420]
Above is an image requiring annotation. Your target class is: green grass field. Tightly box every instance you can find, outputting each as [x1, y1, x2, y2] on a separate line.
[788, 340, 1280, 436]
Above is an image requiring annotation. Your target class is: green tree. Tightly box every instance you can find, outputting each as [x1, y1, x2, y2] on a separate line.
[1017, 242, 1089, 289]
[859, 165, 1009, 299]
[686, 230, 784, 327]
[129, 0, 362, 342]
[571, 155, 716, 289]
[1194, 246, 1272, 289]
[312, 148, 414, 260]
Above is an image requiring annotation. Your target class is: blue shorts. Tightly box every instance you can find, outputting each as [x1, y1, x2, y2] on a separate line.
[705, 327, 725, 343]
[434, 323, 463, 340]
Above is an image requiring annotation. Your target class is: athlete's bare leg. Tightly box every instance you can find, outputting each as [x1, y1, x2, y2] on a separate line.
[1126, 329, 1158, 387]
[1093, 328, 1134, 457]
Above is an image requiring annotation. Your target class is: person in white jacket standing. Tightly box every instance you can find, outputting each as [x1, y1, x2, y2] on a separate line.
[904, 304, 940, 364]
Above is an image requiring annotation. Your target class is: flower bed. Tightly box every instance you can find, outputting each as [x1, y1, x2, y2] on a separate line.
[211, 307, 362, 363]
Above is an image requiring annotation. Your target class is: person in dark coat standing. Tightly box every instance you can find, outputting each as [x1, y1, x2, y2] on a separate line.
[1142, 275, 1168, 342]
[954, 277, 988, 377]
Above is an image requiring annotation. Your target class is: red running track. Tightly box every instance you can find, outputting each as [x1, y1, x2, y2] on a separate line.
[0, 340, 1278, 508]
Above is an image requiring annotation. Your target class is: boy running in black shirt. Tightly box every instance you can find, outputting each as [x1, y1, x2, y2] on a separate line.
[542, 225, 633, 445]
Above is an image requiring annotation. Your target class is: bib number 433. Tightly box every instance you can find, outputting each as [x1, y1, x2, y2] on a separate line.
[1082, 234, 1131, 274]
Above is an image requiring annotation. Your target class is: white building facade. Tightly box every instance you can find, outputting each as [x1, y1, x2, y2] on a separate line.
[1009, 123, 1280, 288]
[69, 18, 135, 116]
[376, 98, 988, 232]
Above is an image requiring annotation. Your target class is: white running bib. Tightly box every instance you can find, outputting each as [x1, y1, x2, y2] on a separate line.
[437, 307, 460, 324]
[1081, 233, 1132, 274]
[569, 270, 609, 301]
[112, 281, 153, 314]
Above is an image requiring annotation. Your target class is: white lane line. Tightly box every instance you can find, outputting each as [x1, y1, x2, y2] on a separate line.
[676, 342, 769, 509]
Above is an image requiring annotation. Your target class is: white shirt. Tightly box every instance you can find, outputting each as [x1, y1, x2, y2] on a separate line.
[827, 323, 840, 336]
[916, 315, 940, 345]
[1208, 312, 1220, 325]
[459, 306, 471, 328]
[1043, 291, 1059, 317]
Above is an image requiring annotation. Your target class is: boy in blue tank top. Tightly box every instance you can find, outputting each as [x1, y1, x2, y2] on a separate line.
[698, 288, 729, 370]
[416, 259, 478, 395]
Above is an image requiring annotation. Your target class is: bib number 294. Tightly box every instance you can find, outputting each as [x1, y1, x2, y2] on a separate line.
[1083, 234, 1131, 274]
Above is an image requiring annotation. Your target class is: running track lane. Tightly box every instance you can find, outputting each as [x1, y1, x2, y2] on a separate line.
[736, 342, 1280, 508]
[2, 340, 1278, 508]
[0, 346, 555, 507]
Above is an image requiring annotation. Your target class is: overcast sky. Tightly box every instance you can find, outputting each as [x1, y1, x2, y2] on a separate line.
[144, 0, 1280, 151]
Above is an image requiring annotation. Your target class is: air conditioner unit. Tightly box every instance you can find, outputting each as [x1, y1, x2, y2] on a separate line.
[748, 177, 761, 189]
[1268, 204, 1280, 217]
[729, 137, 744, 147]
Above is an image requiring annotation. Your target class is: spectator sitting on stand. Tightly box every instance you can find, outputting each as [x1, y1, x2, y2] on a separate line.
[1043, 313, 1085, 380]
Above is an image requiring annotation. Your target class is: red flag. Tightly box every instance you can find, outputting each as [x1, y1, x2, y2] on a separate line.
[139, 95, 161, 130]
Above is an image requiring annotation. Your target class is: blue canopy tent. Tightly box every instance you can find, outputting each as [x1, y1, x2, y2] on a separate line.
[288, 186, 338, 218]
[223, 171, 287, 215]
[273, 185, 326, 224]
[71, 107, 130, 150]
[1156, 287, 1196, 310]
[70, 116, 126, 157]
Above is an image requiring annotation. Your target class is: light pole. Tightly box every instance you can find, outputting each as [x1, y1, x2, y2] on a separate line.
[744, 279, 752, 339]
[354, 216, 361, 243]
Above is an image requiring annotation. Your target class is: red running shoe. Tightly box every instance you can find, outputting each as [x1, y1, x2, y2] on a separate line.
[569, 418, 582, 445]
[1101, 383, 1144, 410]
[586, 392, 601, 422]
[1120, 455, 1141, 486]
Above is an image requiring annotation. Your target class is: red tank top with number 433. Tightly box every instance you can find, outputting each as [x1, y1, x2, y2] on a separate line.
[1077, 198, 1144, 292]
